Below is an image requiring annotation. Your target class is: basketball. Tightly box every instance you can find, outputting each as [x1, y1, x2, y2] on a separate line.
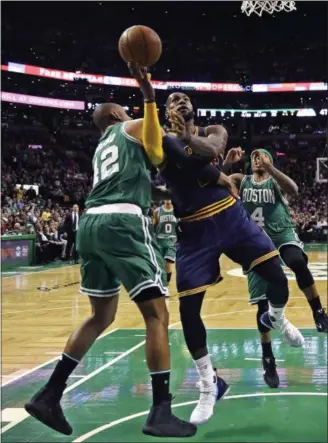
[118, 25, 162, 67]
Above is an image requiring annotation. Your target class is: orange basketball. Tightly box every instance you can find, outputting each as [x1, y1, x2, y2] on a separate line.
[118, 25, 162, 67]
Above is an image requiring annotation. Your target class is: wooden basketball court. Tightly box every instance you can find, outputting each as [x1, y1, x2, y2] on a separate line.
[1, 244, 327, 442]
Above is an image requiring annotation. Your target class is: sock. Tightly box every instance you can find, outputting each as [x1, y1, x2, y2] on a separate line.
[194, 354, 214, 386]
[261, 342, 274, 359]
[268, 303, 285, 322]
[167, 272, 172, 285]
[150, 370, 170, 406]
[47, 353, 79, 389]
[308, 296, 323, 314]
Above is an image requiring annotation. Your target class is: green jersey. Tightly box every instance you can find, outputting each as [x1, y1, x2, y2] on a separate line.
[86, 122, 152, 213]
[240, 175, 295, 236]
[156, 206, 177, 240]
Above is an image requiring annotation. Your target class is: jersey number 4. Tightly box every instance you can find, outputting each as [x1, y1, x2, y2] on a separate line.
[251, 207, 265, 227]
[93, 143, 119, 186]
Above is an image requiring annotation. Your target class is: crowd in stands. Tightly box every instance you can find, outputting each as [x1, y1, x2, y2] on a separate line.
[2, 124, 327, 265]
[2, 3, 326, 83]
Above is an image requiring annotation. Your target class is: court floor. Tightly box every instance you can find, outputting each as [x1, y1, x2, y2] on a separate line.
[1, 245, 327, 442]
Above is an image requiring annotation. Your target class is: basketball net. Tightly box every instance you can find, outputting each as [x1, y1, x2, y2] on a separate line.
[241, 1, 297, 17]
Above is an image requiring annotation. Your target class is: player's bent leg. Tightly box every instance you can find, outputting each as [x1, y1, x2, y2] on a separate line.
[179, 293, 230, 425]
[164, 259, 174, 309]
[25, 246, 120, 436]
[280, 245, 328, 332]
[24, 295, 119, 435]
[163, 241, 176, 289]
[135, 288, 196, 438]
[165, 259, 174, 286]
[64, 295, 118, 360]
[254, 257, 305, 347]
[256, 300, 279, 388]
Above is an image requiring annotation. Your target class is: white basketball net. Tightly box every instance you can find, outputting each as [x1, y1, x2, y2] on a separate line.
[241, 1, 297, 16]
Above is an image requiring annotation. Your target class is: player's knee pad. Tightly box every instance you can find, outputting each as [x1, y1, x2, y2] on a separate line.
[295, 269, 315, 290]
[256, 299, 270, 333]
[179, 293, 206, 354]
[254, 256, 289, 306]
[280, 246, 314, 290]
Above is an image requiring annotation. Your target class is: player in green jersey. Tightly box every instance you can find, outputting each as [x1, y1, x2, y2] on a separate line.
[24, 65, 196, 439]
[153, 199, 177, 290]
[229, 148, 328, 388]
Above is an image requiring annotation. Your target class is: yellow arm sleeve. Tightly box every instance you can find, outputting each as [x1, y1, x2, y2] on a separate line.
[143, 102, 164, 166]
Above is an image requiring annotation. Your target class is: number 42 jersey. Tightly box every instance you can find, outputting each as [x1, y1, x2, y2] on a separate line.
[240, 175, 295, 236]
[86, 122, 152, 214]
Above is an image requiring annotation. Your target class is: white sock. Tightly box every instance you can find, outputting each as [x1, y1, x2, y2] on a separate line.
[194, 354, 214, 386]
[269, 304, 285, 322]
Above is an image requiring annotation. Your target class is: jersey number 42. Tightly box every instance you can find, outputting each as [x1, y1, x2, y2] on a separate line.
[93, 135, 119, 186]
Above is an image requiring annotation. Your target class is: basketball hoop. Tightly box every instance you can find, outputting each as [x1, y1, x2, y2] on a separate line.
[241, 1, 297, 17]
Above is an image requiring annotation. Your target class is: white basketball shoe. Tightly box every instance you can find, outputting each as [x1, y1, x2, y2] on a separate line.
[261, 312, 305, 347]
[190, 369, 230, 425]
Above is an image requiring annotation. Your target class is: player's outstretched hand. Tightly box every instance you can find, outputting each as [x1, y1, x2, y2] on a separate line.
[169, 110, 188, 140]
[224, 147, 245, 165]
[128, 62, 155, 102]
[217, 172, 240, 200]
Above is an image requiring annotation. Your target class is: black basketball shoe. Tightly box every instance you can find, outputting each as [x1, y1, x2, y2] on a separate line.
[25, 385, 72, 435]
[263, 356, 279, 389]
[143, 395, 197, 438]
[313, 308, 328, 333]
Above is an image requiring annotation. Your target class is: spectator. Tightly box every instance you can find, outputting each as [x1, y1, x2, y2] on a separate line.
[41, 207, 52, 222]
[26, 186, 37, 201]
[64, 204, 80, 263]
[16, 185, 24, 201]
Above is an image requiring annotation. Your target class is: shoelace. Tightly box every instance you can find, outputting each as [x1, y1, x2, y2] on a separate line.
[195, 381, 216, 410]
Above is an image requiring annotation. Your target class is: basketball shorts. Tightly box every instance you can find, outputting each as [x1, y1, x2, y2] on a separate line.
[176, 200, 279, 297]
[248, 228, 305, 304]
[76, 213, 167, 300]
[157, 237, 176, 263]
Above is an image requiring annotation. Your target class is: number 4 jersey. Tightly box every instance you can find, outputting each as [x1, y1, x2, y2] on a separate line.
[86, 122, 153, 213]
[240, 175, 295, 237]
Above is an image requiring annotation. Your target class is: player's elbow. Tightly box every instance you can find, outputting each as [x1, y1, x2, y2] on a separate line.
[146, 148, 164, 166]
[206, 144, 219, 158]
[211, 126, 228, 156]
[289, 184, 298, 196]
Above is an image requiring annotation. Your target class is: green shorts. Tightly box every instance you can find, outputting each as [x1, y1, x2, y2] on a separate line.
[76, 213, 167, 300]
[248, 228, 304, 304]
[157, 237, 176, 263]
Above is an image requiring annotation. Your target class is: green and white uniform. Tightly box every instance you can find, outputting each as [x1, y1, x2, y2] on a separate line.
[240, 174, 303, 304]
[155, 205, 177, 262]
[77, 122, 167, 300]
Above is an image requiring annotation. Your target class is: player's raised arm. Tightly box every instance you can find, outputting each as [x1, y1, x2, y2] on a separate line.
[125, 63, 164, 166]
[222, 147, 245, 172]
[254, 150, 298, 196]
[221, 147, 246, 189]
[229, 173, 245, 190]
[169, 109, 227, 159]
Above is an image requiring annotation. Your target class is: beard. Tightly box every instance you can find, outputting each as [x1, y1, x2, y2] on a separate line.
[178, 108, 194, 122]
